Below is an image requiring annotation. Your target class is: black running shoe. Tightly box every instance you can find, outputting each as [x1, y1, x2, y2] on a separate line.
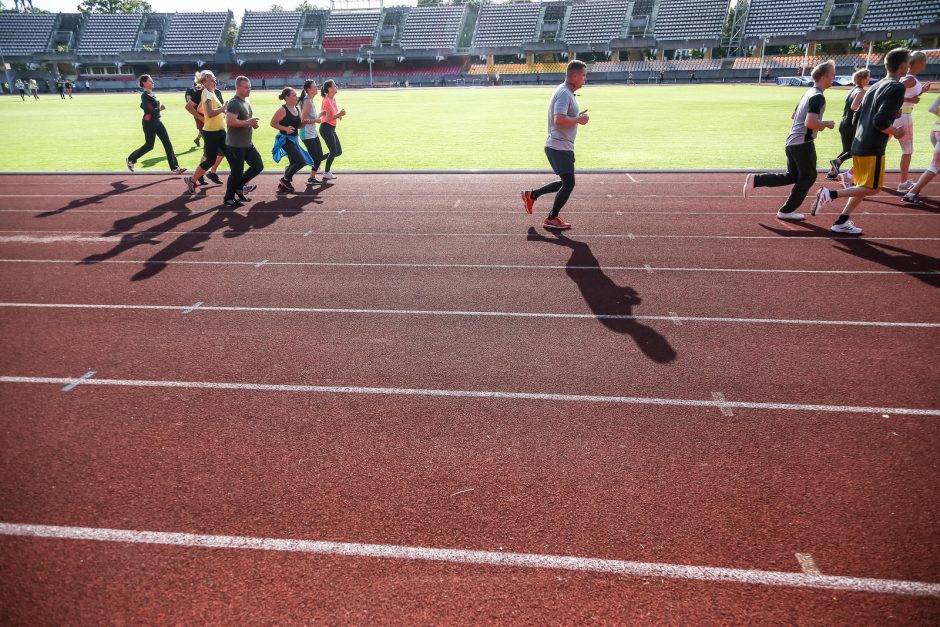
[279, 178, 295, 192]
[198, 177, 208, 186]
[236, 192, 249, 202]
[206, 172, 222, 185]
[223, 198, 243, 208]
[194, 136, 201, 147]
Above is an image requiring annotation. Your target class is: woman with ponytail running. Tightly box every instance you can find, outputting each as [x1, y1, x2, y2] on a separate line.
[127, 74, 186, 174]
[319, 80, 345, 180]
[299, 79, 325, 184]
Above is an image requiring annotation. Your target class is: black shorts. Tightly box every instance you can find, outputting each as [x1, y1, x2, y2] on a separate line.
[544, 147, 575, 176]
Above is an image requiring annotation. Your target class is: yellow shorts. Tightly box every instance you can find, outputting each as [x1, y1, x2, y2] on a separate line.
[852, 155, 885, 190]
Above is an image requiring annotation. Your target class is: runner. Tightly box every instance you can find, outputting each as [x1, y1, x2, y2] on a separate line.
[319, 80, 346, 180]
[299, 79, 325, 185]
[184, 74, 203, 148]
[189, 70, 227, 185]
[811, 48, 911, 234]
[895, 51, 931, 192]
[827, 68, 870, 182]
[65, 79, 73, 98]
[184, 71, 228, 194]
[126, 74, 186, 175]
[28, 78, 38, 100]
[270, 86, 310, 193]
[223, 75, 263, 208]
[520, 59, 590, 230]
[15, 78, 25, 101]
[902, 95, 940, 205]
[743, 61, 836, 220]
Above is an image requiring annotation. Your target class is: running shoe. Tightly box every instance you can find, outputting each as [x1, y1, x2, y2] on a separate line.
[194, 136, 201, 147]
[776, 210, 805, 220]
[831, 219, 862, 234]
[279, 178, 295, 192]
[239, 184, 257, 194]
[171, 167, 187, 175]
[307, 175, 319, 185]
[829, 159, 841, 173]
[126, 160, 135, 172]
[811, 187, 833, 216]
[236, 192, 250, 202]
[742, 173, 754, 198]
[896, 179, 915, 192]
[839, 171, 853, 188]
[223, 198, 243, 208]
[206, 172, 222, 185]
[198, 176, 207, 186]
[521, 190, 535, 214]
[185, 176, 196, 195]
[902, 193, 925, 206]
[322, 171, 337, 180]
[825, 171, 840, 181]
[543, 216, 572, 230]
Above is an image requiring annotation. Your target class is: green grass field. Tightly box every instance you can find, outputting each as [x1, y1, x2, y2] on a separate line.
[0, 84, 936, 171]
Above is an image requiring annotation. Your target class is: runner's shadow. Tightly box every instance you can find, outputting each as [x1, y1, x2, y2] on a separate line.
[139, 146, 200, 169]
[759, 221, 940, 288]
[37, 178, 174, 218]
[526, 227, 677, 363]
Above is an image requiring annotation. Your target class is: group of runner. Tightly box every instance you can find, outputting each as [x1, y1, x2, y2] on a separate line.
[125, 71, 345, 208]
[13, 78, 40, 100]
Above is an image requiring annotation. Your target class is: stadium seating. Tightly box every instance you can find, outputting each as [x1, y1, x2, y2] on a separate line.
[378, 7, 407, 45]
[0, 12, 55, 54]
[299, 10, 328, 48]
[671, 58, 723, 70]
[653, 0, 730, 41]
[730, 54, 879, 70]
[744, 0, 828, 37]
[399, 6, 466, 50]
[235, 69, 295, 79]
[161, 12, 228, 56]
[591, 59, 720, 72]
[563, 0, 631, 45]
[349, 60, 465, 78]
[76, 13, 144, 54]
[860, 0, 939, 31]
[235, 11, 301, 54]
[472, 3, 541, 48]
[467, 62, 568, 75]
[322, 10, 381, 50]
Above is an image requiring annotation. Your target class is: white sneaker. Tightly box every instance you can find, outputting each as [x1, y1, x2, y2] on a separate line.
[831, 219, 862, 234]
[811, 187, 833, 216]
[743, 173, 755, 198]
[839, 171, 853, 188]
[897, 179, 915, 192]
[776, 210, 805, 220]
[322, 171, 337, 180]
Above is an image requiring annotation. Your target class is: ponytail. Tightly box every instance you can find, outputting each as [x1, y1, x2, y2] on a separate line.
[278, 87, 294, 101]
[320, 79, 335, 98]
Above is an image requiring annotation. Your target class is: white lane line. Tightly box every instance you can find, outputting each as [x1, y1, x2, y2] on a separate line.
[61, 370, 95, 392]
[625, 173, 638, 182]
[2, 375, 939, 417]
[2, 230, 936, 242]
[1, 302, 938, 329]
[712, 392, 734, 417]
[0, 522, 937, 598]
[2, 209, 936, 217]
[303, 230, 314, 237]
[255, 259, 269, 268]
[668, 312, 683, 326]
[796, 553, 822, 575]
[181, 301, 203, 315]
[453, 199, 462, 208]
[2, 258, 935, 277]
[643, 264, 653, 273]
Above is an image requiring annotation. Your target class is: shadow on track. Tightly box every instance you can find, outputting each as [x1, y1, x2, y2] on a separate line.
[526, 227, 677, 363]
[36, 178, 175, 218]
[759, 221, 940, 289]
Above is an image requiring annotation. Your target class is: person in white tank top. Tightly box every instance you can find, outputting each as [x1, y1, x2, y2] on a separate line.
[895, 51, 932, 191]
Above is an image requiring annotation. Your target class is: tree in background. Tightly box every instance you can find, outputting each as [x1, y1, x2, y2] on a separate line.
[270, 4, 284, 11]
[77, 0, 153, 12]
[296, 1, 315, 10]
[224, 18, 238, 48]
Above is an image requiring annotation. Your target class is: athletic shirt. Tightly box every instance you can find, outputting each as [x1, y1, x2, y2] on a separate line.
[545, 83, 579, 151]
[199, 90, 225, 132]
[900, 74, 923, 114]
[840, 87, 862, 129]
[852, 78, 906, 157]
[786, 86, 826, 147]
[321, 96, 339, 127]
[300, 95, 318, 139]
[279, 104, 301, 136]
[139, 91, 161, 124]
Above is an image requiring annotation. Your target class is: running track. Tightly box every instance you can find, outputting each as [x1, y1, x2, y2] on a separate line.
[0, 172, 938, 623]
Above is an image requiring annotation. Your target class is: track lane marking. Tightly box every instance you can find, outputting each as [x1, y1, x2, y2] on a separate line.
[61, 370, 95, 392]
[181, 301, 203, 314]
[0, 522, 936, 597]
[796, 553, 822, 575]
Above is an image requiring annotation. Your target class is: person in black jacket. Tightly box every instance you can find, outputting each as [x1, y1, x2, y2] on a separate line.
[126, 75, 187, 174]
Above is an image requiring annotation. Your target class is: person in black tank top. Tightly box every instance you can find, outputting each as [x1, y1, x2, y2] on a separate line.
[270, 87, 307, 192]
[126, 74, 186, 175]
[827, 68, 871, 181]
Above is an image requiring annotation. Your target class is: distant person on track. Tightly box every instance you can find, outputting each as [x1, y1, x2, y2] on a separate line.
[185, 71, 228, 194]
[299, 79, 325, 185]
[271, 86, 312, 193]
[811, 48, 911, 234]
[521, 59, 590, 230]
[126, 74, 186, 175]
[223, 75, 263, 208]
[902, 95, 940, 206]
[827, 68, 870, 183]
[65, 79, 73, 98]
[894, 51, 931, 192]
[185, 74, 204, 148]
[319, 79, 346, 180]
[15, 79, 25, 101]
[28, 78, 38, 100]
[743, 60, 836, 220]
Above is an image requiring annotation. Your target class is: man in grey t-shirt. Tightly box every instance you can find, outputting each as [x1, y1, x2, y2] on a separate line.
[224, 76, 263, 208]
[521, 60, 590, 230]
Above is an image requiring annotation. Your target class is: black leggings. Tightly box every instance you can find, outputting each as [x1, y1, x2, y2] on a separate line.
[280, 136, 306, 182]
[199, 130, 227, 171]
[321, 124, 342, 171]
[128, 121, 179, 170]
[754, 141, 817, 213]
[532, 173, 576, 219]
[225, 145, 264, 200]
[834, 122, 856, 167]
[302, 137, 324, 173]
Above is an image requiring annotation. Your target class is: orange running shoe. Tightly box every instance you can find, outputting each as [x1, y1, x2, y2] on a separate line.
[521, 190, 535, 214]
[543, 216, 571, 230]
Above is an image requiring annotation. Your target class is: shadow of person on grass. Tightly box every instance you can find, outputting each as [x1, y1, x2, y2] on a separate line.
[37, 178, 175, 218]
[759, 221, 940, 289]
[139, 146, 200, 169]
[526, 227, 677, 363]
[130, 187, 325, 281]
